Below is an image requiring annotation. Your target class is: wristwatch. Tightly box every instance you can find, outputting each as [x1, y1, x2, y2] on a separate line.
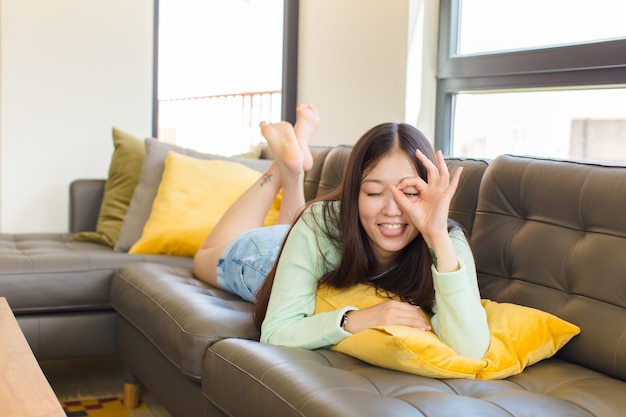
[340, 311, 350, 329]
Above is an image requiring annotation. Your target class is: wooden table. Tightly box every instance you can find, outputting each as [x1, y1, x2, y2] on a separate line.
[0, 297, 65, 417]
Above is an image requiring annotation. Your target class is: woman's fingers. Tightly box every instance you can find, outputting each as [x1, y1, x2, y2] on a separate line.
[436, 150, 449, 175]
[355, 300, 431, 331]
[448, 165, 463, 195]
[412, 150, 464, 197]
[394, 175, 425, 191]
[414, 149, 454, 189]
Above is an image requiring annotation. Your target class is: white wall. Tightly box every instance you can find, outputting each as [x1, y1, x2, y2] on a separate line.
[298, 0, 439, 147]
[0, 0, 154, 232]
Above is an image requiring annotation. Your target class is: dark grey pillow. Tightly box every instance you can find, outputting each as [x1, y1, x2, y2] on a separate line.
[114, 138, 270, 252]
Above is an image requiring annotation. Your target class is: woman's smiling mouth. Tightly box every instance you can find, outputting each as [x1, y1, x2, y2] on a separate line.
[380, 223, 403, 230]
[379, 223, 407, 237]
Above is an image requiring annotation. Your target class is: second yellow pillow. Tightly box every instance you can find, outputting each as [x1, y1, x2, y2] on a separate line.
[130, 151, 282, 257]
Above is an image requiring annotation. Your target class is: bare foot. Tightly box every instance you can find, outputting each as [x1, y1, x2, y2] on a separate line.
[294, 103, 320, 172]
[259, 121, 303, 175]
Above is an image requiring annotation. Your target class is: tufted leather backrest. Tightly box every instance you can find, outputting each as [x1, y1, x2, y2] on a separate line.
[316, 145, 351, 198]
[444, 157, 491, 235]
[472, 154, 626, 381]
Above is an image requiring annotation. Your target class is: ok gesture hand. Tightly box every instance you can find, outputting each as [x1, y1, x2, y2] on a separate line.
[389, 150, 462, 268]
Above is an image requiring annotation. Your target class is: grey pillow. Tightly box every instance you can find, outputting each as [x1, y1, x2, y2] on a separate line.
[114, 138, 271, 252]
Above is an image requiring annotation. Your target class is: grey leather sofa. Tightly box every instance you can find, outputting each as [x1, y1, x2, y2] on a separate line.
[1, 145, 625, 417]
[0, 194, 192, 360]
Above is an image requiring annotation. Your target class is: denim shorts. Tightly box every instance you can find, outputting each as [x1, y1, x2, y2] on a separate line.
[216, 224, 291, 302]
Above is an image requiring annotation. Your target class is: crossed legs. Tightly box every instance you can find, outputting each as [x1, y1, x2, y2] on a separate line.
[193, 103, 320, 287]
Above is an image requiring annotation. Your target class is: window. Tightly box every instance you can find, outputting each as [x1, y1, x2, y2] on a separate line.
[457, 0, 626, 55]
[436, 0, 626, 161]
[154, 0, 298, 155]
[453, 89, 626, 161]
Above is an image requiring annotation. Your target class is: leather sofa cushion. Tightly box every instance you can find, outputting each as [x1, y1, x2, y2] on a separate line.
[472, 155, 626, 381]
[205, 338, 626, 417]
[110, 262, 258, 381]
[0, 233, 192, 314]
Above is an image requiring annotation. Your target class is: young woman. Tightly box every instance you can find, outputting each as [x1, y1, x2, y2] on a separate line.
[194, 107, 490, 359]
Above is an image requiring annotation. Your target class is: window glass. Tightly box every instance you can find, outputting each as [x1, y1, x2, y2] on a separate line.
[452, 88, 626, 161]
[158, 0, 284, 155]
[457, 0, 626, 55]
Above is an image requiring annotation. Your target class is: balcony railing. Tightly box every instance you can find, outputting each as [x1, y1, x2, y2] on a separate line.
[157, 90, 282, 156]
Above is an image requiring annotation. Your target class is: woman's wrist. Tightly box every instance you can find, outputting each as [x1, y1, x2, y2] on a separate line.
[340, 310, 351, 331]
[425, 236, 459, 273]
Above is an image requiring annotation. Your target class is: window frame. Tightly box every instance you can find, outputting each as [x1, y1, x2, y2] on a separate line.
[151, 0, 299, 137]
[435, 0, 626, 155]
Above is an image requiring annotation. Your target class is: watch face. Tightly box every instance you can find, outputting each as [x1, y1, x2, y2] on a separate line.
[341, 312, 349, 328]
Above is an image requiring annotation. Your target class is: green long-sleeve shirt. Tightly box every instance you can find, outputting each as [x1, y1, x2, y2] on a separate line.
[260, 201, 490, 359]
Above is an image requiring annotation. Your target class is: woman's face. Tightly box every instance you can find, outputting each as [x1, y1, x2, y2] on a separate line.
[358, 150, 421, 268]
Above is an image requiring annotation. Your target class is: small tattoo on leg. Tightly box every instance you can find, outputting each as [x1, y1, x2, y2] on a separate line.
[260, 173, 273, 187]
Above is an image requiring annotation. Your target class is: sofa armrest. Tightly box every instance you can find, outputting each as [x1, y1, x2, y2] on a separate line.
[69, 179, 105, 233]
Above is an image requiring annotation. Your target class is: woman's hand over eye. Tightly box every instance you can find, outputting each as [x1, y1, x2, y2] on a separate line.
[390, 149, 462, 244]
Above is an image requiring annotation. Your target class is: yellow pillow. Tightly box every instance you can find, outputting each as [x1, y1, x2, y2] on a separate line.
[315, 284, 580, 380]
[129, 152, 282, 257]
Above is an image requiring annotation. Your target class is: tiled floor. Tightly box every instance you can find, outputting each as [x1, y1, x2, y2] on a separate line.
[40, 355, 173, 417]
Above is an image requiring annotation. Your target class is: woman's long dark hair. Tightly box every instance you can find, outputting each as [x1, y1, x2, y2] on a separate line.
[253, 122, 458, 329]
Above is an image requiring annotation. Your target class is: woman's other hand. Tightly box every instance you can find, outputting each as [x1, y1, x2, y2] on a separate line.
[342, 300, 431, 334]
